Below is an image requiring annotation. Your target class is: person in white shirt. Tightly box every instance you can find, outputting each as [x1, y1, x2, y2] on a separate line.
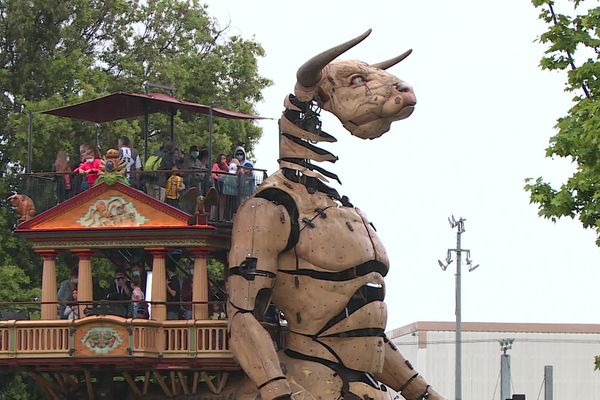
[118, 136, 143, 188]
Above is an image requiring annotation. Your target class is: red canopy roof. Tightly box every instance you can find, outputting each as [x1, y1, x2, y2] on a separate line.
[42, 92, 267, 123]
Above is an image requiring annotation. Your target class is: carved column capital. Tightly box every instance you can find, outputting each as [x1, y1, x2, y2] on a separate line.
[35, 250, 57, 261]
[188, 248, 213, 258]
[71, 249, 95, 261]
[146, 247, 167, 258]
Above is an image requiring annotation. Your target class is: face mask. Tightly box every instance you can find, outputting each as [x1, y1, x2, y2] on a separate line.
[66, 156, 70, 162]
[86, 158, 93, 163]
[132, 271, 141, 277]
[72, 278, 78, 284]
[191, 151, 199, 158]
[235, 154, 244, 161]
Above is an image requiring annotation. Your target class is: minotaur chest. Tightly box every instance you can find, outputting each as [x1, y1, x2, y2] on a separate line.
[291, 205, 389, 272]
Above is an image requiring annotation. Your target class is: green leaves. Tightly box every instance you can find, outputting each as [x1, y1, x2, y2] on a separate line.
[528, 2, 600, 370]
[526, 0, 600, 241]
[0, 264, 39, 303]
[1, 0, 271, 170]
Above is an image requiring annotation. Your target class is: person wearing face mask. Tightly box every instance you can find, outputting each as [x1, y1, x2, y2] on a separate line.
[182, 145, 202, 189]
[233, 145, 256, 198]
[73, 145, 101, 188]
[233, 145, 254, 170]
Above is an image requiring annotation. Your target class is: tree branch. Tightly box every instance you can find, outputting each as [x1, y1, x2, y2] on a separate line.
[548, 2, 592, 99]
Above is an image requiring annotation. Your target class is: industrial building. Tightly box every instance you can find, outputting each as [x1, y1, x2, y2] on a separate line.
[388, 321, 600, 400]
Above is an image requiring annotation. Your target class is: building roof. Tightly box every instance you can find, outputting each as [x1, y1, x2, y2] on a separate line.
[388, 321, 600, 339]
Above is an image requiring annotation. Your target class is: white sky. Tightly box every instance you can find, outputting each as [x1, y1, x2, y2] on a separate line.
[204, 0, 600, 330]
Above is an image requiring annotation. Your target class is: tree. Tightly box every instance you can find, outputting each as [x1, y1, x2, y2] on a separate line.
[1, 0, 271, 173]
[0, 1, 271, 395]
[0, 0, 271, 288]
[524, 0, 600, 372]
[525, 0, 600, 244]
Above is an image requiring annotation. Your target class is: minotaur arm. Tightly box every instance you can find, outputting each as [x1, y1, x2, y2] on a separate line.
[374, 336, 445, 400]
[227, 197, 292, 400]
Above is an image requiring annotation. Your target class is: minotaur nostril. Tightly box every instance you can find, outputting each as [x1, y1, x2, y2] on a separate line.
[396, 82, 412, 93]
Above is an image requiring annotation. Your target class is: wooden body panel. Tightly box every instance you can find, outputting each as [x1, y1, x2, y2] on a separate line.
[320, 301, 387, 336]
[272, 271, 385, 334]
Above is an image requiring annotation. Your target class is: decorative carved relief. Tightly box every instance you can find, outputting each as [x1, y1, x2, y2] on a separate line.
[80, 326, 124, 354]
[78, 196, 148, 227]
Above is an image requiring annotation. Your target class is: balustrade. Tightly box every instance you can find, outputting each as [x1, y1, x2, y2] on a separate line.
[0, 317, 230, 360]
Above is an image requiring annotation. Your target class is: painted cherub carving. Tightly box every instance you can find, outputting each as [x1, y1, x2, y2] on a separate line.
[225, 30, 445, 400]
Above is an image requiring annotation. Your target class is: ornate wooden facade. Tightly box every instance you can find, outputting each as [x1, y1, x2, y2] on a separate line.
[2, 182, 238, 399]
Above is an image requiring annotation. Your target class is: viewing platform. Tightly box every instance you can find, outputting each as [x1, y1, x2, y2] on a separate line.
[1, 174, 278, 398]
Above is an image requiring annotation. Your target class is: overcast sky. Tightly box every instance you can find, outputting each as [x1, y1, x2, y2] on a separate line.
[204, 0, 600, 330]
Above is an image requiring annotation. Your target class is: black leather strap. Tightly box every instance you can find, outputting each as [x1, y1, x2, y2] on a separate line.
[255, 188, 300, 252]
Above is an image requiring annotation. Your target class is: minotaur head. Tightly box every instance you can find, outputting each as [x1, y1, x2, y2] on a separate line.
[294, 29, 416, 139]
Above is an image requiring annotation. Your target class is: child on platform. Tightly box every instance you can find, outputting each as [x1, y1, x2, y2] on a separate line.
[165, 165, 185, 208]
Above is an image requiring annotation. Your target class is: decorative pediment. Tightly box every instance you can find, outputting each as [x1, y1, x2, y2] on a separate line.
[18, 182, 191, 230]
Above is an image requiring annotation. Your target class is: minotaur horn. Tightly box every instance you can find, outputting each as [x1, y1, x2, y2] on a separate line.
[370, 49, 413, 70]
[296, 29, 372, 88]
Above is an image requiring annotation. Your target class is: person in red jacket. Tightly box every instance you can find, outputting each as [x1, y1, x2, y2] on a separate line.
[74, 145, 101, 188]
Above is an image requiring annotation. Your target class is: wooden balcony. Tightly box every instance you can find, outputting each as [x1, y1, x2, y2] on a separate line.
[0, 316, 234, 368]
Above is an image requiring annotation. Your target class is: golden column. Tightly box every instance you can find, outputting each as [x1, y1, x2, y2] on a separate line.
[72, 249, 94, 308]
[37, 250, 58, 320]
[148, 248, 167, 321]
[190, 249, 211, 320]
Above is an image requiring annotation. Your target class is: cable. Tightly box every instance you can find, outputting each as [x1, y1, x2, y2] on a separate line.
[536, 376, 545, 400]
[510, 369, 515, 396]
[489, 366, 500, 400]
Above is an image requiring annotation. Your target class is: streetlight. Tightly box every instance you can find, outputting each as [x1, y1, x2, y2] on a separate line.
[499, 338, 515, 400]
[438, 215, 480, 400]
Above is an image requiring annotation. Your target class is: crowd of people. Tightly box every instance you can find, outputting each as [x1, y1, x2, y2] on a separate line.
[56, 260, 226, 321]
[48, 137, 249, 320]
[53, 137, 258, 220]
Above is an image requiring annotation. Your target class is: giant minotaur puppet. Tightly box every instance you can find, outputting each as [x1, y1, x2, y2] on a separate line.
[226, 30, 445, 400]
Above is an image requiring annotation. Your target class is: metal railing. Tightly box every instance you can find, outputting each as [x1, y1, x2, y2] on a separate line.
[16, 167, 267, 223]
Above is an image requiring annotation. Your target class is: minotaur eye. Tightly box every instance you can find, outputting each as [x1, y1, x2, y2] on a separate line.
[351, 75, 365, 85]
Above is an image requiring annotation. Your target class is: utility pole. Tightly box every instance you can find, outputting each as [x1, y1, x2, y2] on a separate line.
[438, 216, 479, 400]
[544, 365, 553, 400]
[499, 338, 514, 400]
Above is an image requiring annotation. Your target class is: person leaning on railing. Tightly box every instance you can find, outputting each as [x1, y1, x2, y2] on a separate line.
[53, 150, 72, 203]
[118, 136, 143, 189]
[210, 153, 229, 220]
[166, 264, 181, 320]
[57, 269, 78, 319]
[74, 145, 101, 191]
[131, 276, 148, 319]
[182, 145, 202, 189]
[63, 288, 80, 320]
